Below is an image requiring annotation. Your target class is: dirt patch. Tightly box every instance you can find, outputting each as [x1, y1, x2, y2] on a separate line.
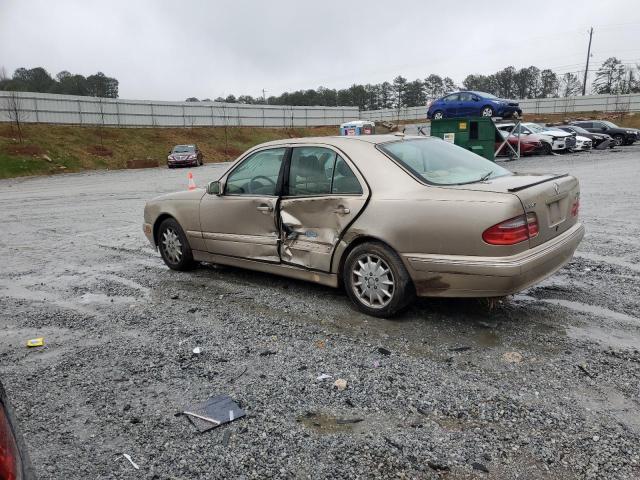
[4, 144, 46, 155]
[214, 145, 243, 157]
[0, 125, 19, 138]
[87, 145, 113, 156]
[126, 158, 158, 169]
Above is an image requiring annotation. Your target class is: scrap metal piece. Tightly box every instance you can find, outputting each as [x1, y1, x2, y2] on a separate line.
[183, 395, 246, 433]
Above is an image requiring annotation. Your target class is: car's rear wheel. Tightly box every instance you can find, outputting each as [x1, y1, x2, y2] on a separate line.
[157, 218, 196, 271]
[481, 106, 494, 117]
[343, 242, 414, 318]
[613, 134, 624, 146]
[433, 111, 444, 120]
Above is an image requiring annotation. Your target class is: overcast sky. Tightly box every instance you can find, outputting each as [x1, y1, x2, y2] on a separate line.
[1, 0, 640, 101]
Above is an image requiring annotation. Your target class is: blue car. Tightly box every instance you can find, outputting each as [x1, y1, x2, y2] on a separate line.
[427, 91, 522, 120]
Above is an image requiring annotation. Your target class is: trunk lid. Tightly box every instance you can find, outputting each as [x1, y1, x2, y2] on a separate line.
[451, 173, 580, 248]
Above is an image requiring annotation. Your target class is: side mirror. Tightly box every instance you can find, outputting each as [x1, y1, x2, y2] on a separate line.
[472, 96, 479, 102]
[206, 180, 222, 196]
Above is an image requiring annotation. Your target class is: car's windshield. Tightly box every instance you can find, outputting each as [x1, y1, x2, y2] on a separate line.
[379, 138, 512, 185]
[173, 145, 195, 153]
[568, 125, 589, 134]
[602, 121, 618, 129]
[523, 123, 545, 133]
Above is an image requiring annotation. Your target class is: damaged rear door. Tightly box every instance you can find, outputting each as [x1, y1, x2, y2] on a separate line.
[279, 146, 369, 272]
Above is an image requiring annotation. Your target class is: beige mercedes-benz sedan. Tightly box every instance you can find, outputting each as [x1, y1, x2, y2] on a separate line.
[143, 134, 584, 317]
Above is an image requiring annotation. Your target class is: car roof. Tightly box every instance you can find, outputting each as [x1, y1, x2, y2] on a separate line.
[255, 134, 433, 148]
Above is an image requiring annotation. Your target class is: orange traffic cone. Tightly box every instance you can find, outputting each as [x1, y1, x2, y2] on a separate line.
[187, 172, 196, 191]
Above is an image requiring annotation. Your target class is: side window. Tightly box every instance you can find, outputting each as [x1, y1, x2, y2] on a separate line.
[225, 148, 286, 195]
[332, 156, 363, 195]
[459, 93, 472, 101]
[443, 94, 459, 102]
[288, 147, 335, 196]
[581, 122, 592, 128]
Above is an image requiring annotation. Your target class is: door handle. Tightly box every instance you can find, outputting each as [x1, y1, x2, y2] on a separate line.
[256, 204, 273, 213]
[333, 206, 351, 215]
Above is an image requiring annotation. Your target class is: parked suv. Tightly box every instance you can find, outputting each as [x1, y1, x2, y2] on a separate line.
[427, 91, 522, 120]
[168, 144, 204, 168]
[569, 120, 636, 146]
[555, 125, 613, 149]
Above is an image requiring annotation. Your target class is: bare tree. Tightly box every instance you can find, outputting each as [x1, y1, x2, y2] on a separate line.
[96, 96, 106, 146]
[218, 103, 229, 157]
[3, 91, 29, 143]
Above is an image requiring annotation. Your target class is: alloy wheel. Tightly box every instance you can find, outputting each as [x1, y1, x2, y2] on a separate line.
[433, 112, 443, 120]
[351, 254, 395, 309]
[482, 107, 493, 117]
[161, 228, 183, 264]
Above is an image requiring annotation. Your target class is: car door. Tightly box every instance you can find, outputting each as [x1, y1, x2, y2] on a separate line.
[279, 146, 369, 272]
[198, 147, 287, 262]
[441, 93, 460, 117]
[457, 92, 474, 116]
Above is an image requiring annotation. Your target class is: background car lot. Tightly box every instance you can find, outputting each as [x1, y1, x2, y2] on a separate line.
[1, 146, 639, 479]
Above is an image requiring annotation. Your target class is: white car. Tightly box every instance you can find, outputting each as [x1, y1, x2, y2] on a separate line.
[497, 122, 576, 154]
[572, 135, 592, 151]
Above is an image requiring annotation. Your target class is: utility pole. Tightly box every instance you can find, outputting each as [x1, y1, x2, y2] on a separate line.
[582, 27, 593, 96]
[262, 88, 267, 104]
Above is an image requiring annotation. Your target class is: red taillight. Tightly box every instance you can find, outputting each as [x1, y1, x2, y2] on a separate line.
[483, 213, 539, 245]
[571, 198, 580, 217]
[0, 406, 20, 480]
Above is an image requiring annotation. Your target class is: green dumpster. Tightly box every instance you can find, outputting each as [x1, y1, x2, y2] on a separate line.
[430, 117, 500, 161]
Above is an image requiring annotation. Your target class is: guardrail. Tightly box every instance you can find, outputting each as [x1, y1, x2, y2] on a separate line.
[0, 91, 360, 128]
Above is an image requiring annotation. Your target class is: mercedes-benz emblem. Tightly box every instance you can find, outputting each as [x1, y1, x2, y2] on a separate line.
[553, 182, 559, 194]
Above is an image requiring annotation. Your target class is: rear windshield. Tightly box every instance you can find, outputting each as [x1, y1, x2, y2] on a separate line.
[379, 138, 511, 186]
[173, 145, 195, 153]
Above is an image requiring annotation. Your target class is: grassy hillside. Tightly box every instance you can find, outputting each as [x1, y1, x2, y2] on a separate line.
[0, 123, 338, 179]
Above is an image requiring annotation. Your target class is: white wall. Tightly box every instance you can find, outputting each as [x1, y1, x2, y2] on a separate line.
[0, 91, 360, 128]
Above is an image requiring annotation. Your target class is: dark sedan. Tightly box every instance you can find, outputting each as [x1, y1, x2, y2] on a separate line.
[555, 125, 613, 149]
[168, 144, 204, 168]
[569, 120, 636, 146]
[427, 91, 522, 120]
[0, 381, 34, 480]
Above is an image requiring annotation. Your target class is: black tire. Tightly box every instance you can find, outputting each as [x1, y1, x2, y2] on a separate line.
[343, 242, 415, 318]
[613, 134, 624, 146]
[432, 110, 444, 120]
[541, 142, 553, 155]
[481, 106, 494, 117]
[157, 218, 196, 271]
[168, 164, 174, 169]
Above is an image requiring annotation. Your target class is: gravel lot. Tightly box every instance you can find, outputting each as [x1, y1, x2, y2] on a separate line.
[1, 144, 639, 479]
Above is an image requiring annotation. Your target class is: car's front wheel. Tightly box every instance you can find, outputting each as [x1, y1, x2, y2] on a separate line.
[613, 134, 624, 146]
[541, 142, 553, 155]
[481, 106, 494, 117]
[157, 218, 196, 271]
[343, 242, 414, 318]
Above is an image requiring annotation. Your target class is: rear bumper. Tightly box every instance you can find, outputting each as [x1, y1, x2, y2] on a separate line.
[404, 222, 585, 297]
